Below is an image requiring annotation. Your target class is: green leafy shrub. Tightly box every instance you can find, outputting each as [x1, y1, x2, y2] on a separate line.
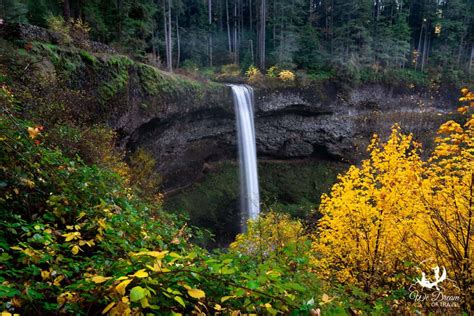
[266, 65, 280, 78]
[359, 67, 429, 88]
[306, 69, 337, 82]
[181, 59, 199, 73]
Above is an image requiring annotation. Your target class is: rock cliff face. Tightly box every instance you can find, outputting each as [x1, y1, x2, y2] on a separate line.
[124, 83, 456, 191]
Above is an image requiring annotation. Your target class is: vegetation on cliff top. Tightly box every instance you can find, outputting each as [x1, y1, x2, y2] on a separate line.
[0, 37, 220, 121]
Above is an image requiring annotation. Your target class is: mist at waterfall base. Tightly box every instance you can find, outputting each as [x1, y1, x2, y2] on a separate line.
[230, 85, 261, 231]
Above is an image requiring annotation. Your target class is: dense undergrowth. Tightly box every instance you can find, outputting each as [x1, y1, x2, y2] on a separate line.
[0, 82, 325, 314]
[179, 59, 465, 93]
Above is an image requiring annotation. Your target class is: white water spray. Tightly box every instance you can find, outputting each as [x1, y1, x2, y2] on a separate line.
[230, 85, 260, 229]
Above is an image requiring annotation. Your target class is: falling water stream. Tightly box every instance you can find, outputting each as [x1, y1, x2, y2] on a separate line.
[230, 85, 260, 230]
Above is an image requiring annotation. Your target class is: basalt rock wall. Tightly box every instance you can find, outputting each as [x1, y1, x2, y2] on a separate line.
[125, 83, 456, 191]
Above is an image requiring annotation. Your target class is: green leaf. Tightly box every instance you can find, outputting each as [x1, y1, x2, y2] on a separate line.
[130, 286, 146, 302]
[246, 280, 259, 290]
[287, 282, 306, 292]
[220, 266, 235, 274]
[0, 285, 20, 298]
[174, 295, 186, 308]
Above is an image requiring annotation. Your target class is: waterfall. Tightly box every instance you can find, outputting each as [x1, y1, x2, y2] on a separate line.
[230, 85, 260, 229]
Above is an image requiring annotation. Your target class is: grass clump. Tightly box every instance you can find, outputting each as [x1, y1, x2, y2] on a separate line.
[79, 50, 97, 64]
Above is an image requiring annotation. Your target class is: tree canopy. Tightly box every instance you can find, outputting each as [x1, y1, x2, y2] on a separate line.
[1, 0, 473, 78]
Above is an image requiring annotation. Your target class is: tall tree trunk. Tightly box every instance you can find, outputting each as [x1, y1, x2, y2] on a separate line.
[234, 2, 238, 63]
[208, 0, 213, 67]
[258, 0, 266, 69]
[176, 14, 180, 69]
[249, 0, 253, 33]
[272, 0, 276, 49]
[226, 0, 232, 54]
[421, 21, 429, 72]
[63, 0, 71, 21]
[163, 0, 172, 72]
[163, 1, 168, 68]
[373, 0, 381, 63]
[238, 0, 243, 63]
[218, 0, 223, 31]
[249, 39, 254, 64]
[167, 0, 173, 72]
[415, 19, 424, 71]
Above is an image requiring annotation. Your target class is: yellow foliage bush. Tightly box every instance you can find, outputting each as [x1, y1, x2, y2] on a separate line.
[230, 212, 309, 261]
[312, 88, 473, 311]
[219, 63, 240, 77]
[312, 125, 427, 289]
[46, 15, 91, 46]
[69, 18, 91, 45]
[128, 147, 162, 199]
[46, 15, 71, 44]
[245, 65, 263, 84]
[278, 70, 295, 82]
[420, 102, 473, 309]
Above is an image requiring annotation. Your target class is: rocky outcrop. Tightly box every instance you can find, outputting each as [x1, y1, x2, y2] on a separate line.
[0, 22, 116, 53]
[125, 83, 456, 191]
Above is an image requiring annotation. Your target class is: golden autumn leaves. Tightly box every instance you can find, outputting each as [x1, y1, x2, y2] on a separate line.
[27, 125, 44, 145]
[313, 125, 428, 285]
[312, 88, 473, 310]
[27, 125, 43, 140]
[89, 250, 206, 315]
[245, 65, 296, 83]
